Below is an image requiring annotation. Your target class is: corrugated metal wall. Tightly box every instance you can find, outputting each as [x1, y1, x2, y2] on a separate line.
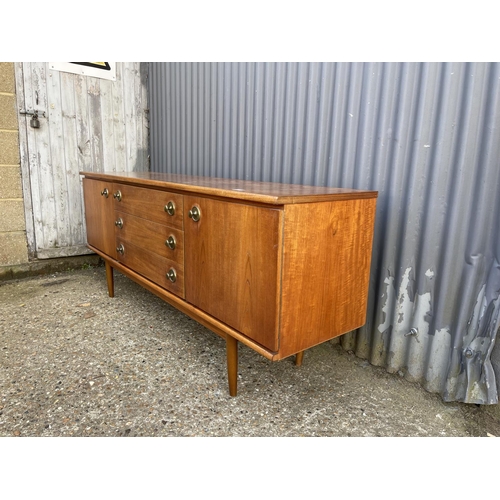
[148, 62, 500, 404]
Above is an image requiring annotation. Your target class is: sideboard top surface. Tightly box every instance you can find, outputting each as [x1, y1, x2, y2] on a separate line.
[80, 171, 378, 205]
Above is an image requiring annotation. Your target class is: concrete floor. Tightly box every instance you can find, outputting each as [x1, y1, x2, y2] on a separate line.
[1, 263, 499, 437]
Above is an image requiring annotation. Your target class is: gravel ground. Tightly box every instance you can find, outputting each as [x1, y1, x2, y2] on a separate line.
[1, 265, 499, 438]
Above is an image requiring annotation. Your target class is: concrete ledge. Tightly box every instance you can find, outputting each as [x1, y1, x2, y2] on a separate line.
[0, 254, 103, 282]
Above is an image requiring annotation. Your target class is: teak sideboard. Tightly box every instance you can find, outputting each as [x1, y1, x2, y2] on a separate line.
[80, 171, 378, 396]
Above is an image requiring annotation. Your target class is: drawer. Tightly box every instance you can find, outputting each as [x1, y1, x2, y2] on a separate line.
[112, 183, 184, 229]
[115, 238, 185, 298]
[114, 211, 184, 264]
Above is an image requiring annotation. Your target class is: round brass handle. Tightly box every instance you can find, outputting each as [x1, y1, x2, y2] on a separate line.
[116, 244, 124, 254]
[115, 218, 123, 229]
[164, 201, 175, 216]
[166, 268, 177, 283]
[188, 206, 200, 222]
[165, 235, 176, 250]
[113, 190, 122, 201]
[100, 188, 109, 198]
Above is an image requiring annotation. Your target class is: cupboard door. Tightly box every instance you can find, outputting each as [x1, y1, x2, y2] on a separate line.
[82, 178, 116, 258]
[184, 196, 282, 351]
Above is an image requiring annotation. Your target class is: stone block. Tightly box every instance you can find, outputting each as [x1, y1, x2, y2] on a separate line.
[0, 62, 15, 93]
[0, 94, 18, 130]
[0, 130, 20, 165]
[0, 200, 26, 232]
[0, 166, 22, 198]
[0, 231, 28, 266]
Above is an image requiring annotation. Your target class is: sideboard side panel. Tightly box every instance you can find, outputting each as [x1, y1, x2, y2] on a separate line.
[278, 197, 377, 358]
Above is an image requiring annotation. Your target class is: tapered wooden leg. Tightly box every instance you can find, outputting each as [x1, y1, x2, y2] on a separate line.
[105, 261, 114, 298]
[226, 335, 238, 397]
[295, 351, 304, 367]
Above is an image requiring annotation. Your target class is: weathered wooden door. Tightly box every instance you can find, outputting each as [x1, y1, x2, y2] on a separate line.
[14, 62, 149, 259]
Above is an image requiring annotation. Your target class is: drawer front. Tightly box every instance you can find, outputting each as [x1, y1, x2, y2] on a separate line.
[112, 183, 184, 229]
[114, 211, 184, 264]
[115, 238, 185, 298]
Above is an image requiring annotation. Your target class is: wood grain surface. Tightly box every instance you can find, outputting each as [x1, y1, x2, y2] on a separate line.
[81, 171, 378, 205]
[114, 210, 184, 264]
[115, 238, 185, 298]
[184, 195, 283, 351]
[112, 183, 184, 229]
[277, 197, 377, 358]
[82, 178, 116, 258]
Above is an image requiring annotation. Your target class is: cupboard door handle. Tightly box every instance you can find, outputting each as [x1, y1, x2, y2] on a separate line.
[113, 190, 122, 201]
[164, 201, 175, 216]
[166, 268, 177, 283]
[115, 218, 123, 229]
[116, 244, 125, 255]
[188, 206, 200, 222]
[100, 188, 109, 198]
[165, 235, 176, 250]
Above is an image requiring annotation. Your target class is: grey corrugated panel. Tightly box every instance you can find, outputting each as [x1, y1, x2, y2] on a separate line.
[148, 62, 500, 404]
